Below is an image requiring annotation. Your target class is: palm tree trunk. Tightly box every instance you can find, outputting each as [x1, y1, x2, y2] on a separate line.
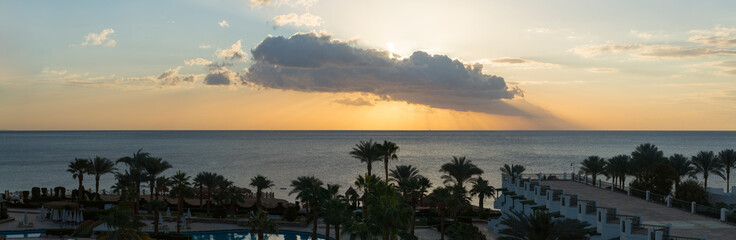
[207, 189, 212, 214]
[440, 209, 446, 240]
[410, 205, 416, 235]
[705, 174, 709, 189]
[150, 180, 155, 200]
[335, 223, 340, 240]
[479, 196, 484, 211]
[384, 158, 389, 180]
[256, 189, 262, 210]
[154, 207, 160, 233]
[95, 175, 101, 197]
[325, 222, 331, 240]
[727, 168, 731, 193]
[198, 186, 203, 208]
[367, 162, 372, 176]
[258, 232, 264, 240]
[78, 177, 84, 202]
[312, 209, 318, 240]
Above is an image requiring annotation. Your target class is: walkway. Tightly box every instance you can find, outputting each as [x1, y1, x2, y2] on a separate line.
[545, 180, 736, 240]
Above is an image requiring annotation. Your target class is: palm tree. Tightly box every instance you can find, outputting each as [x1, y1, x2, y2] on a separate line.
[117, 149, 154, 214]
[169, 171, 193, 233]
[67, 158, 92, 202]
[354, 174, 381, 218]
[376, 140, 399, 181]
[498, 210, 596, 240]
[717, 149, 736, 193]
[196, 172, 219, 214]
[289, 176, 324, 240]
[692, 151, 725, 189]
[499, 164, 526, 180]
[247, 208, 279, 240]
[142, 157, 172, 200]
[224, 186, 245, 213]
[580, 156, 606, 183]
[350, 140, 382, 176]
[89, 156, 116, 199]
[323, 197, 350, 240]
[99, 203, 147, 240]
[322, 184, 341, 240]
[343, 214, 380, 240]
[669, 154, 695, 193]
[250, 175, 274, 210]
[470, 176, 496, 211]
[605, 155, 630, 187]
[631, 143, 666, 179]
[193, 171, 210, 208]
[145, 199, 168, 233]
[428, 187, 453, 240]
[439, 156, 484, 190]
[213, 175, 233, 206]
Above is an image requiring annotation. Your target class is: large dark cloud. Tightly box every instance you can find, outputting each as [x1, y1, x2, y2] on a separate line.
[244, 32, 526, 116]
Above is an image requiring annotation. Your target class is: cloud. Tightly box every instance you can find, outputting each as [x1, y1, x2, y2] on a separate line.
[569, 43, 644, 57]
[216, 40, 247, 61]
[477, 57, 562, 69]
[689, 26, 736, 48]
[80, 28, 116, 47]
[218, 20, 230, 28]
[249, 0, 270, 7]
[198, 45, 212, 49]
[158, 66, 197, 86]
[587, 68, 619, 73]
[570, 43, 736, 59]
[333, 97, 374, 106]
[204, 67, 239, 85]
[275, 0, 318, 8]
[273, 13, 322, 27]
[244, 32, 528, 116]
[639, 46, 736, 58]
[630, 30, 652, 39]
[527, 28, 550, 33]
[184, 58, 214, 66]
[691, 60, 736, 76]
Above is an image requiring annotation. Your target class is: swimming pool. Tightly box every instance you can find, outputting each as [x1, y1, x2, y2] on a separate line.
[0, 230, 44, 239]
[183, 229, 332, 240]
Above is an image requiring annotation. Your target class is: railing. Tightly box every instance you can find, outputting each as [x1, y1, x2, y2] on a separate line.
[618, 214, 640, 228]
[665, 236, 703, 240]
[636, 223, 668, 235]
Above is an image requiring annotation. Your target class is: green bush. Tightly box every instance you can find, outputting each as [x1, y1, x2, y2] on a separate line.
[148, 233, 192, 240]
[83, 209, 111, 221]
[41, 188, 48, 196]
[31, 187, 41, 200]
[212, 205, 227, 219]
[46, 228, 75, 237]
[0, 202, 8, 219]
[282, 206, 298, 221]
[21, 191, 29, 199]
[676, 179, 709, 205]
[445, 223, 486, 240]
[54, 187, 66, 198]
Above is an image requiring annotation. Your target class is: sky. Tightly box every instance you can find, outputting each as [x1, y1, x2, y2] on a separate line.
[1, 0, 736, 130]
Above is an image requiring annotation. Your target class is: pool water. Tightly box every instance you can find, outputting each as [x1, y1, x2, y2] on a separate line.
[184, 230, 331, 240]
[0, 230, 44, 238]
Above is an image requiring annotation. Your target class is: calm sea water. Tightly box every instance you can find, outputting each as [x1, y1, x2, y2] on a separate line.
[1, 131, 735, 203]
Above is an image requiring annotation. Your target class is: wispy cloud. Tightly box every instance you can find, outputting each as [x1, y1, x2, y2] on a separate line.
[587, 68, 619, 73]
[218, 20, 230, 28]
[333, 97, 375, 106]
[273, 13, 322, 27]
[198, 45, 212, 49]
[569, 43, 644, 57]
[80, 28, 116, 47]
[630, 30, 652, 39]
[688, 26, 736, 48]
[249, 0, 271, 8]
[477, 57, 562, 69]
[184, 58, 214, 66]
[216, 40, 247, 62]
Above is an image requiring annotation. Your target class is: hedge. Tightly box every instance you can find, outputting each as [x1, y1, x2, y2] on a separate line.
[149, 233, 193, 240]
[46, 228, 75, 237]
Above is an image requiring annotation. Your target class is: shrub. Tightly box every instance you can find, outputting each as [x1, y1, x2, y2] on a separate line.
[83, 209, 111, 221]
[282, 206, 298, 221]
[31, 187, 41, 200]
[41, 188, 48, 196]
[21, 191, 29, 199]
[148, 233, 192, 240]
[445, 223, 486, 240]
[212, 205, 228, 219]
[676, 179, 709, 205]
[0, 202, 8, 219]
[630, 162, 677, 195]
[46, 228, 75, 237]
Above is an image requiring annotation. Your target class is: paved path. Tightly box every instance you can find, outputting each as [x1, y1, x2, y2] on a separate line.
[544, 180, 736, 240]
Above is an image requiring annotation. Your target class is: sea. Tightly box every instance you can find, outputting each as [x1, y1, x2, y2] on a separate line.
[1, 131, 735, 203]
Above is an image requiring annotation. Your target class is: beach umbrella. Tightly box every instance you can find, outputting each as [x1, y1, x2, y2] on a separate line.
[39, 206, 45, 220]
[181, 216, 187, 227]
[23, 211, 28, 226]
[187, 208, 191, 219]
[166, 208, 171, 217]
[158, 213, 164, 225]
[79, 211, 84, 222]
[51, 210, 57, 221]
[73, 211, 79, 224]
